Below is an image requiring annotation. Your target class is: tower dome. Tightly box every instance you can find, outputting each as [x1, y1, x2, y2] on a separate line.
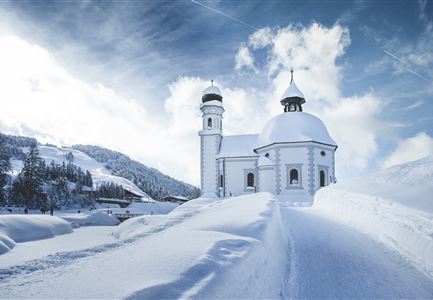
[280, 69, 305, 112]
[202, 80, 223, 103]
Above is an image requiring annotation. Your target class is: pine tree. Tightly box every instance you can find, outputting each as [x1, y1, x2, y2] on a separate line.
[12, 145, 44, 208]
[0, 137, 11, 205]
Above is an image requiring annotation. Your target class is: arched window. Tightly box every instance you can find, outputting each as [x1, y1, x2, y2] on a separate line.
[207, 118, 212, 129]
[290, 169, 299, 185]
[219, 174, 223, 188]
[247, 173, 254, 187]
[320, 170, 326, 187]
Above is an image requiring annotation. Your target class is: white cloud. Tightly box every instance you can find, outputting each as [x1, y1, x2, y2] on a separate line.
[382, 132, 433, 169]
[248, 27, 273, 49]
[234, 45, 256, 72]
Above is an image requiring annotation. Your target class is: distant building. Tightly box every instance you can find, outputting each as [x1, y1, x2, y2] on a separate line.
[161, 195, 189, 205]
[199, 71, 337, 202]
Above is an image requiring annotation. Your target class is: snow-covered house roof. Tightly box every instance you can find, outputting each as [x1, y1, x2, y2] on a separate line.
[255, 112, 337, 150]
[216, 134, 259, 159]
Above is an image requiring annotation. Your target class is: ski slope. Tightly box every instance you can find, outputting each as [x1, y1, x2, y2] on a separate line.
[36, 145, 152, 200]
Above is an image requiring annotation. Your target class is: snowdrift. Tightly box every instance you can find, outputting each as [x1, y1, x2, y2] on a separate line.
[59, 211, 120, 228]
[315, 186, 433, 278]
[0, 215, 72, 254]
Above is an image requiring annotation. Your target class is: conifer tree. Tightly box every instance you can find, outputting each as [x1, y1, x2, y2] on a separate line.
[0, 137, 11, 204]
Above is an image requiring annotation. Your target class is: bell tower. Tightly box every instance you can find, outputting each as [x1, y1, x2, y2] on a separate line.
[198, 80, 224, 195]
[280, 69, 306, 112]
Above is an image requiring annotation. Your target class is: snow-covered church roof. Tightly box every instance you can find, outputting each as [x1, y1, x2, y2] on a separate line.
[280, 81, 305, 103]
[202, 85, 221, 97]
[202, 81, 223, 103]
[255, 112, 337, 150]
[216, 134, 259, 158]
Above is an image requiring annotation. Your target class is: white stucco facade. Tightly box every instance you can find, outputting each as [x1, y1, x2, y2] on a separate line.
[199, 75, 338, 202]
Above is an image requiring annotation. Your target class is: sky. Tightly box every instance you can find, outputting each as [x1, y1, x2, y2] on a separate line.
[0, 0, 432, 186]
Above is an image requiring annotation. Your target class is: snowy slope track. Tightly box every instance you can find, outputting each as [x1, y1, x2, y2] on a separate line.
[280, 205, 433, 299]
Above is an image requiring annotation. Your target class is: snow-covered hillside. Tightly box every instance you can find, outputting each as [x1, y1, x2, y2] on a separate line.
[337, 155, 433, 213]
[13, 145, 152, 201]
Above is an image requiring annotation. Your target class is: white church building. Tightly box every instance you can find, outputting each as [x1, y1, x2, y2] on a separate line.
[198, 71, 337, 201]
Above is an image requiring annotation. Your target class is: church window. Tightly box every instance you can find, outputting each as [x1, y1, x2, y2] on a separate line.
[247, 173, 254, 187]
[207, 118, 212, 129]
[320, 170, 326, 187]
[320, 150, 326, 157]
[265, 153, 269, 158]
[219, 175, 223, 188]
[290, 169, 299, 185]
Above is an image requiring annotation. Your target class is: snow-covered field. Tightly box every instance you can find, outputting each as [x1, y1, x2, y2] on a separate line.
[0, 156, 432, 298]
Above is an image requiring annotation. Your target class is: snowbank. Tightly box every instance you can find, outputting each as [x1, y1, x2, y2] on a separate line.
[314, 186, 433, 278]
[59, 211, 120, 228]
[0, 215, 72, 254]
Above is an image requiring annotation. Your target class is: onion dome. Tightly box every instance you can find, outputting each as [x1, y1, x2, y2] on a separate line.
[202, 80, 222, 103]
[280, 69, 305, 112]
[255, 112, 337, 150]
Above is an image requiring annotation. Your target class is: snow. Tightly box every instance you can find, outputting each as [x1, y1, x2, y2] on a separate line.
[123, 201, 178, 214]
[202, 85, 221, 96]
[256, 112, 337, 149]
[337, 155, 433, 213]
[314, 186, 433, 278]
[216, 134, 258, 158]
[58, 210, 120, 228]
[0, 215, 72, 254]
[258, 155, 275, 167]
[0, 226, 116, 268]
[0, 192, 285, 299]
[281, 81, 305, 102]
[35, 145, 152, 200]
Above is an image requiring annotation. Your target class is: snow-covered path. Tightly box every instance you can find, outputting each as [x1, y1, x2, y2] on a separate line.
[280, 205, 433, 299]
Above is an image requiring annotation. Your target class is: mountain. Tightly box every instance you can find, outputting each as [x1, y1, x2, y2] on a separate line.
[1, 133, 199, 201]
[72, 145, 200, 200]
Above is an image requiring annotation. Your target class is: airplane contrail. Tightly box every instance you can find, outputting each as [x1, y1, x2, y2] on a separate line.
[384, 49, 433, 84]
[191, 0, 258, 31]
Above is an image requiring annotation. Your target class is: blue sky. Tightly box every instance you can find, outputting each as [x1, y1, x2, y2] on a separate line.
[0, 0, 432, 184]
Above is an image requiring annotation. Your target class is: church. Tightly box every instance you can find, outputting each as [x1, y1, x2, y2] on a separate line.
[198, 71, 337, 201]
